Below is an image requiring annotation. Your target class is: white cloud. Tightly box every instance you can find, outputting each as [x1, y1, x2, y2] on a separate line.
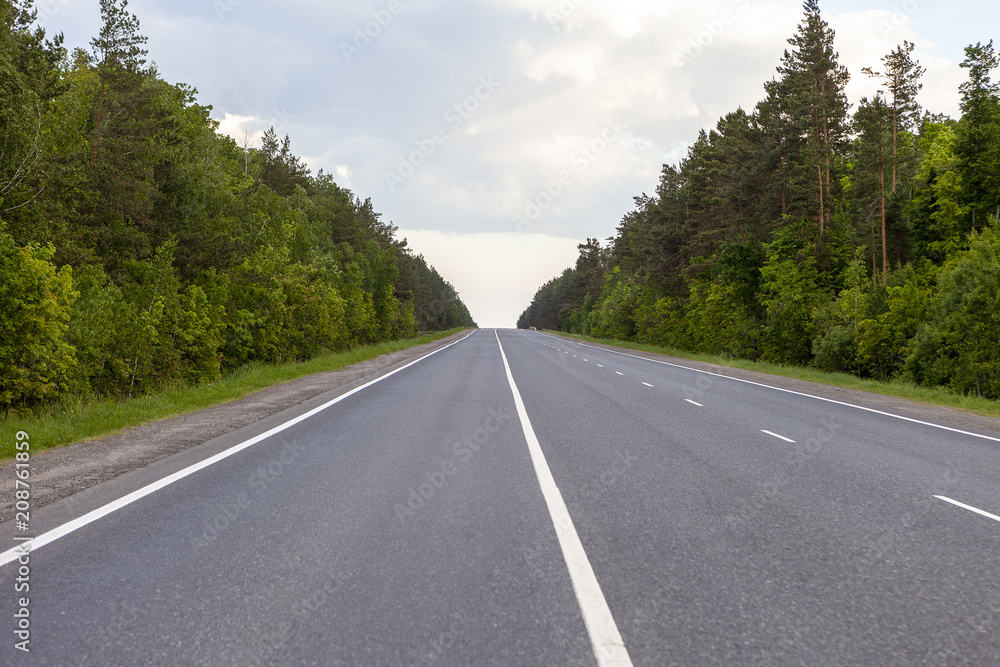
[42, 0, 994, 324]
[397, 229, 585, 328]
[215, 113, 267, 147]
[828, 9, 962, 118]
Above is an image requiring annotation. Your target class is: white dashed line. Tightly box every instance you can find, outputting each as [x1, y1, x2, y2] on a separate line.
[685, 399, 703, 407]
[615, 371, 624, 376]
[934, 496, 1000, 524]
[761, 430, 795, 443]
[642, 382, 654, 388]
[530, 332, 1000, 445]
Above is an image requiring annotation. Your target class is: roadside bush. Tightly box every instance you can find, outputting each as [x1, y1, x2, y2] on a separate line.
[0, 225, 77, 406]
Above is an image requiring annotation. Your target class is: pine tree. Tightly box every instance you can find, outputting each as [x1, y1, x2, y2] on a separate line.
[763, 0, 850, 233]
[854, 94, 893, 283]
[955, 41, 1000, 229]
[863, 41, 925, 193]
[89, 0, 148, 167]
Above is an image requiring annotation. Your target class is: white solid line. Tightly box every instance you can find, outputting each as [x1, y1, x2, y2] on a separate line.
[615, 371, 624, 376]
[642, 382, 654, 388]
[0, 331, 477, 569]
[495, 331, 633, 667]
[934, 496, 1000, 524]
[533, 333, 1000, 445]
[685, 399, 703, 407]
[761, 430, 796, 443]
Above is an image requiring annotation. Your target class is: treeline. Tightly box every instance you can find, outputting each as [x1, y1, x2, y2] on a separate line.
[0, 0, 474, 408]
[518, 1, 1000, 399]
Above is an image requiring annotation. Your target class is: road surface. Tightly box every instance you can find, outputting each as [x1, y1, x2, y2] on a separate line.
[2, 329, 999, 665]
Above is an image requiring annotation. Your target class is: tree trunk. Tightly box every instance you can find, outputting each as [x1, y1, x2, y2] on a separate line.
[817, 164, 825, 233]
[871, 216, 878, 284]
[891, 101, 898, 194]
[880, 163, 888, 284]
[90, 75, 106, 167]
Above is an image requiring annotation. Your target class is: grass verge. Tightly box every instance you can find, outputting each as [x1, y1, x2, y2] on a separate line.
[1, 329, 468, 461]
[547, 330, 1000, 419]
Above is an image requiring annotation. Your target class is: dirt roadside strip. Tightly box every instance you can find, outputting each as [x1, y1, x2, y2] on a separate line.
[0, 331, 470, 523]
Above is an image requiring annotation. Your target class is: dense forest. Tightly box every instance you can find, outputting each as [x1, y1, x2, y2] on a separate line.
[519, 1, 1000, 399]
[0, 0, 475, 409]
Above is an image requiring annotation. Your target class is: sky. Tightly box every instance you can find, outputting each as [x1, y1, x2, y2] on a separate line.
[36, 0, 1000, 327]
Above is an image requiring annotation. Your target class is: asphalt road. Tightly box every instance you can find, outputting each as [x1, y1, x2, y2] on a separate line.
[2, 329, 999, 665]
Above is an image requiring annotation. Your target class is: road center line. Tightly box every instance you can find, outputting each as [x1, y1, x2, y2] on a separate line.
[0, 331, 477, 569]
[761, 430, 796, 443]
[934, 496, 1000, 524]
[615, 371, 624, 376]
[685, 399, 703, 407]
[642, 382, 654, 388]
[495, 331, 633, 667]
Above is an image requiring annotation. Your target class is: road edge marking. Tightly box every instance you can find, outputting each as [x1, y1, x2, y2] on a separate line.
[530, 332, 1000, 445]
[495, 330, 633, 667]
[934, 495, 1000, 524]
[0, 331, 477, 568]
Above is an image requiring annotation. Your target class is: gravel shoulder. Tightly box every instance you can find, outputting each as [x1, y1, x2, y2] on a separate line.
[0, 331, 469, 522]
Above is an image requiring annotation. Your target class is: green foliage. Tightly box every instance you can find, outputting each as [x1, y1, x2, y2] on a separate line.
[685, 278, 761, 359]
[855, 263, 934, 380]
[905, 222, 1000, 398]
[955, 41, 1000, 229]
[0, 3, 475, 413]
[759, 225, 829, 364]
[519, 4, 1000, 403]
[67, 263, 155, 396]
[587, 268, 639, 341]
[0, 224, 77, 405]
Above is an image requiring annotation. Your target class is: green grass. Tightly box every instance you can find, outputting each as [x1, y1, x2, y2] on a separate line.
[546, 330, 1000, 419]
[0, 329, 468, 461]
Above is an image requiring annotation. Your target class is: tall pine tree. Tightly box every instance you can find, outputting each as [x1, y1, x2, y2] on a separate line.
[956, 40, 1000, 228]
[763, 0, 849, 233]
[863, 41, 925, 193]
[854, 94, 893, 283]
